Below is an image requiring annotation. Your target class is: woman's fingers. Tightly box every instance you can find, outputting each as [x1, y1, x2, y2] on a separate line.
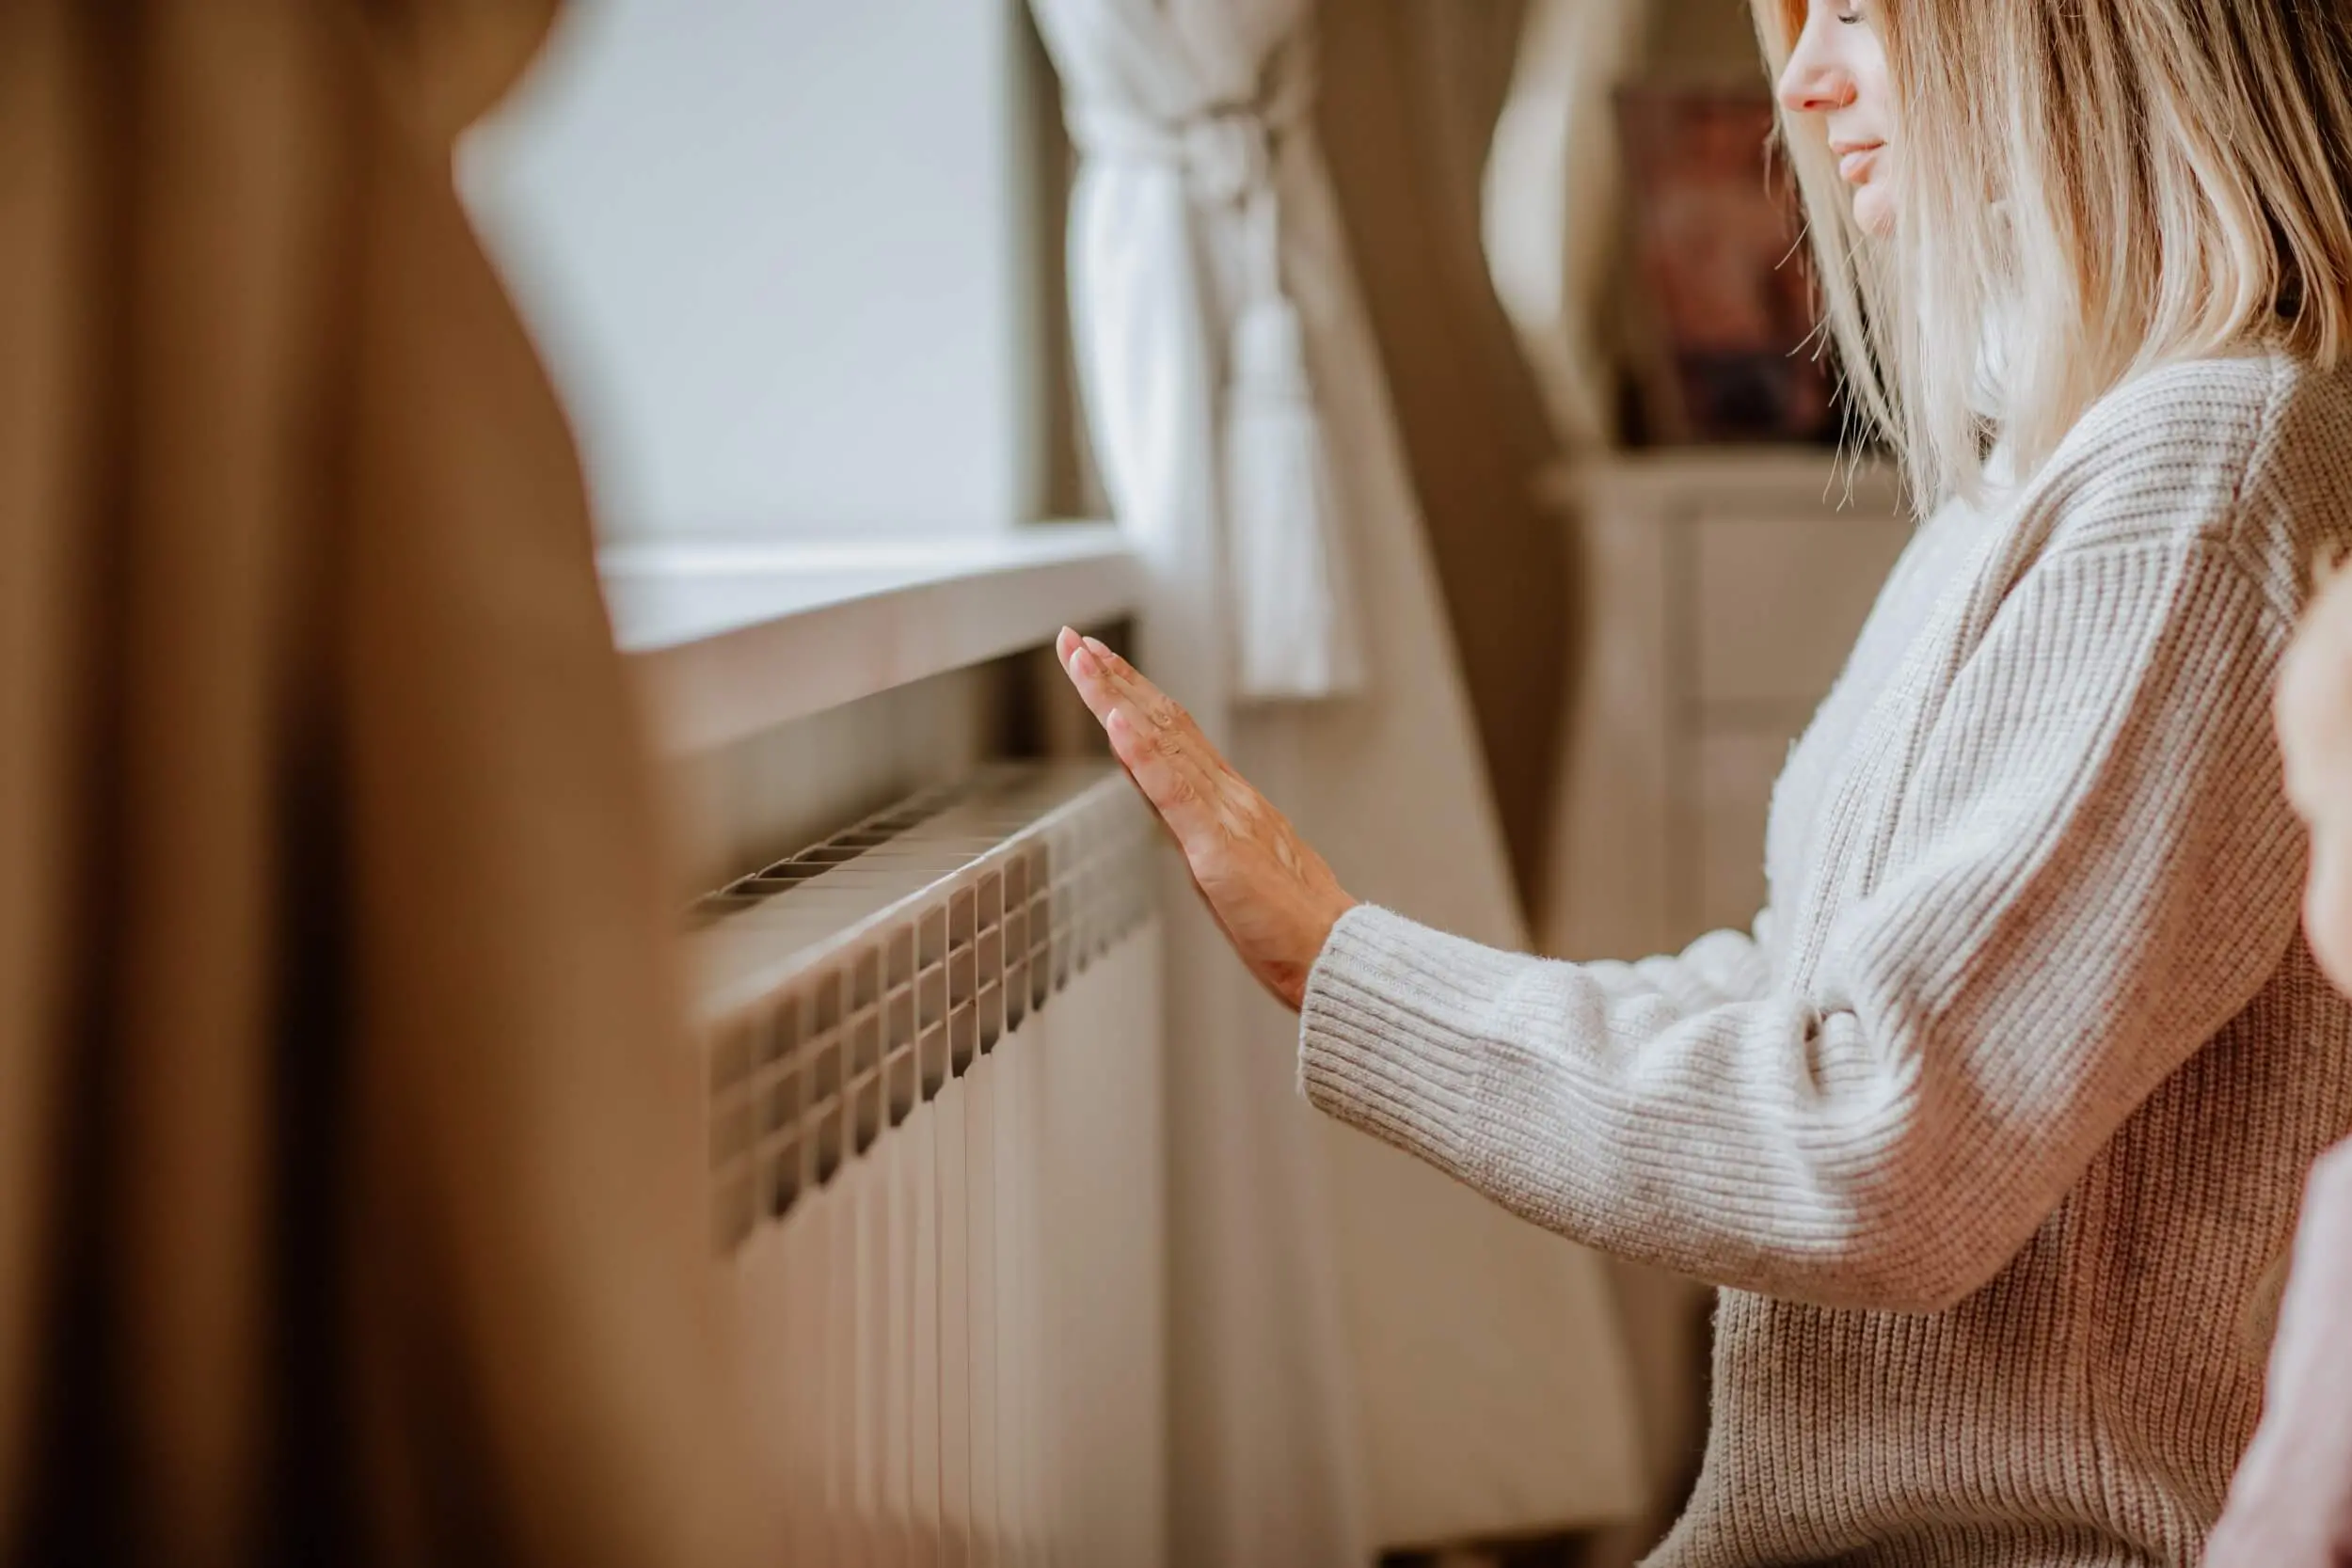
[1105, 707, 1232, 855]
[1057, 629, 1227, 850]
[1084, 639, 1233, 774]
[1057, 629, 1223, 761]
[1056, 630, 1210, 775]
[1057, 627, 1120, 725]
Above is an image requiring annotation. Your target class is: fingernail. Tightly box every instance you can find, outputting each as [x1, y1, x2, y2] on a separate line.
[1106, 706, 1131, 735]
[1070, 646, 1099, 679]
[1082, 636, 1112, 658]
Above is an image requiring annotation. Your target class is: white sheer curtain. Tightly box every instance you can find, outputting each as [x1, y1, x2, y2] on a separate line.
[1029, 2, 1643, 1560]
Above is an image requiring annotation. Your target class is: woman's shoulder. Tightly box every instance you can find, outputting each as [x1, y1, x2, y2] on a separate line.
[2096, 348, 2352, 475]
[2028, 351, 2352, 609]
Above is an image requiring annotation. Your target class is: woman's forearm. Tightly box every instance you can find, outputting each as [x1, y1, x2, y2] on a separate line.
[1299, 904, 2078, 1311]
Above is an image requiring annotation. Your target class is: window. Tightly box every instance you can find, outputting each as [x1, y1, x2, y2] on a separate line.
[457, 0, 1059, 543]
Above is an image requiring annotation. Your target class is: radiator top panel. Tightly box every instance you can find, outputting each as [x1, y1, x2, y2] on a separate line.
[687, 763, 1155, 1254]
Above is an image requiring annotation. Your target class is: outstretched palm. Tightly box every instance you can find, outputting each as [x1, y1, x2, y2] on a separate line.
[1056, 628, 1356, 1010]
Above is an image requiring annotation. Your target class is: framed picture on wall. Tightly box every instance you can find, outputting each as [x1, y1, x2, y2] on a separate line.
[1613, 85, 1839, 445]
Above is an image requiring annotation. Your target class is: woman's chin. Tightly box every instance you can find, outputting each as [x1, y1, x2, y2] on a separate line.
[1852, 185, 1897, 239]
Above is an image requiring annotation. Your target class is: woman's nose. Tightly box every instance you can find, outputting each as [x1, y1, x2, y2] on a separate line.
[1777, 34, 1857, 115]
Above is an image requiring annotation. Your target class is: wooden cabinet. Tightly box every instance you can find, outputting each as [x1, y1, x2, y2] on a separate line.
[1539, 451, 1911, 960]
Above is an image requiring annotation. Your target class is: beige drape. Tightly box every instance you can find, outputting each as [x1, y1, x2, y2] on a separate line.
[0, 4, 763, 1562]
[1317, 0, 1570, 914]
[1322, 9, 1713, 1564]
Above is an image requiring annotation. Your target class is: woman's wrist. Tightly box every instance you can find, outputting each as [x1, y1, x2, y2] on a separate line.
[1287, 894, 1359, 1011]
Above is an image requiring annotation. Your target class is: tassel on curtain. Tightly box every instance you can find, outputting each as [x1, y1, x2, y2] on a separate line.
[1226, 214, 1363, 700]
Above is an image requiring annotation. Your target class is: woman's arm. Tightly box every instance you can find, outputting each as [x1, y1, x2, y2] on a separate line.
[1301, 538, 2301, 1309]
[1051, 629, 1780, 1015]
[1064, 535, 2303, 1310]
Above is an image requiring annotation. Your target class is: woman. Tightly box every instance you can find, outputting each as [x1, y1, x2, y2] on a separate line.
[1059, 0, 2352, 1561]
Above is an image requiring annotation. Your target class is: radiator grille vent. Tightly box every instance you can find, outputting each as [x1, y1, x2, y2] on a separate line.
[691, 764, 1153, 1254]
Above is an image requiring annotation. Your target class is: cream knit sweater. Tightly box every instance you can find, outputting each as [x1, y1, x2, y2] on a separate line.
[1299, 353, 2352, 1566]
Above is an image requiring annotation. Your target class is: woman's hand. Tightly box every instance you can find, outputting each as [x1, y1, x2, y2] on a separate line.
[1056, 628, 1356, 1011]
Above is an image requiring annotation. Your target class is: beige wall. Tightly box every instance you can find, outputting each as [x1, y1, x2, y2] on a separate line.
[1648, 0, 1770, 78]
[1319, 0, 1570, 920]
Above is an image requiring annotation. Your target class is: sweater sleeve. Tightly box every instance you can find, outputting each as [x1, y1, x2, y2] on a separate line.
[1581, 913, 1779, 1015]
[1300, 538, 2304, 1310]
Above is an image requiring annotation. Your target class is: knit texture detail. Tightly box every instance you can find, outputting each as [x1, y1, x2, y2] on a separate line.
[1299, 352, 2352, 1566]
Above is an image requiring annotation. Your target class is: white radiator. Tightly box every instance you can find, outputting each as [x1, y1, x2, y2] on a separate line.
[693, 765, 1168, 1566]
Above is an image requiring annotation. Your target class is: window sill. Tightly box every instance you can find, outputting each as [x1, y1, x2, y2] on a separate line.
[603, 524, 1136, 755]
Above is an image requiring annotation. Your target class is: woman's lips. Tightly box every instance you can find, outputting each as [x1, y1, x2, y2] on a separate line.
[1835, 143, 1883, 183]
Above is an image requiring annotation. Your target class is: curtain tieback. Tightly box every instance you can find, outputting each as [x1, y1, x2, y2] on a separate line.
[1069, 78, 1367, 703]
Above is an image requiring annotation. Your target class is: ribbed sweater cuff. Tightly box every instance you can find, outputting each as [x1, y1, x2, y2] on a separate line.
[1297, 904, 1504, 1178]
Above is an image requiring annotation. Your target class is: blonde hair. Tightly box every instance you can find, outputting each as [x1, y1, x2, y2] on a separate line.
[1754, 0, 2352, 506]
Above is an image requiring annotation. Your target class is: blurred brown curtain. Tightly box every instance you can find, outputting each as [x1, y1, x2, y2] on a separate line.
[1317, 0, 1569, 919]
[0, 3, 764, 1563]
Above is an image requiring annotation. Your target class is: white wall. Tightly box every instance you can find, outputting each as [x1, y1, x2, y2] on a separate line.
[458, 0, 1049, 541]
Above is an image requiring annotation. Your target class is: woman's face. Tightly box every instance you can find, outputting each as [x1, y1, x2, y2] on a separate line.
[2280, 558, 2352, 991]
[1776, 0, 1898, 238]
